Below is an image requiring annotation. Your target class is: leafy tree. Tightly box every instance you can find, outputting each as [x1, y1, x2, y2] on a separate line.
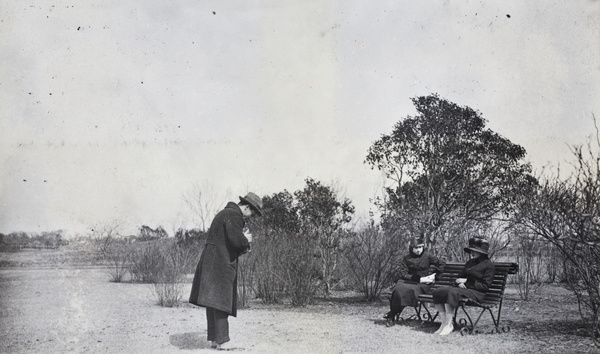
[294, 177, 355, 296]
[247, 190, 299, 304]
[137, 225, 168, 242]
[174, 228, 206, 246]
[365, 94, 535, 257]
[249, 181, 354, 304]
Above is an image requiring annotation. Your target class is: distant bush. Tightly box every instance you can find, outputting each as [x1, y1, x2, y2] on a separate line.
[137, 225, 168, 242]
[1, 231, 67, 251]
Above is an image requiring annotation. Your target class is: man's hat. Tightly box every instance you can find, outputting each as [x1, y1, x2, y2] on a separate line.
[239, 192, 263, 216]
[464, 237, 489, 255]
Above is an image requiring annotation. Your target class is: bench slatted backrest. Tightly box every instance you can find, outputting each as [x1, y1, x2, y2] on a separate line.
[429, 261, 518, 307]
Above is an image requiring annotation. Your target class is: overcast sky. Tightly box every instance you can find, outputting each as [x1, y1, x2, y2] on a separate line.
[1, 1, 599, 236]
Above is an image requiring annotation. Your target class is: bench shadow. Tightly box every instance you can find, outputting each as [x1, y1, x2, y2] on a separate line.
[169, 332, 212, 350]
[373, 317, 440, 334]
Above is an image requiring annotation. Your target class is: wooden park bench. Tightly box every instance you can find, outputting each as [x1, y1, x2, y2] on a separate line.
[394, 261, 518, 335]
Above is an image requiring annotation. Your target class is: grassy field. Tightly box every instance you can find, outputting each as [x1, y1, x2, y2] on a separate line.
[0, 246, 598, 353]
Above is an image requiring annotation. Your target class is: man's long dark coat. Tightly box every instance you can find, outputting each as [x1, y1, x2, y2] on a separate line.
[189, 202, 250, 316]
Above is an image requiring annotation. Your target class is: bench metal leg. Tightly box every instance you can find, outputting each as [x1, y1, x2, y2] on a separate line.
[397, 303, 438, 324]
[455, 302, 511, 335]
[454, 305, 475, 333]
[397, 305, 423, 322]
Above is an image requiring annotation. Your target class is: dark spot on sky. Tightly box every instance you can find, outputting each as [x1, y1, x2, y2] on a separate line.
[77, 26, 81, 30]
[44, 180, 47, 182]
[212, 11, 216, 15]
[23, 179, 26, 182]
[141, 81, 144, 84]
[506, 14, 511, 18]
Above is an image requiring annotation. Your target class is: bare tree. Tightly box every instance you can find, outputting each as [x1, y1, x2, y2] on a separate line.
[90, 219, 123, 259]
[182, 181, 223, 232]
[516, 116, 600, 344]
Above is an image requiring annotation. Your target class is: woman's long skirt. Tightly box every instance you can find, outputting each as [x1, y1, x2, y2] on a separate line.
[431, 286, 485, 308]
[390, 281, 432, 313]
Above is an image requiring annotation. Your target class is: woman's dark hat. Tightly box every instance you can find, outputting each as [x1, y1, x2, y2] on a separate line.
[239, 192, 263, 216]
[410, 235, 425, 248]
[464, 237, 489, 255]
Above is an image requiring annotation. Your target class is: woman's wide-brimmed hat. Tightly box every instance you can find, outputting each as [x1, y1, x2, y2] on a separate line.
[239, 192, 263, 216]
[464, 237, 489, 255]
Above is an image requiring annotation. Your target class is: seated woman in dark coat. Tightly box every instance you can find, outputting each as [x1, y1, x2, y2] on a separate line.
[384, 235, 445, 327]
[432, 237, 495, 335]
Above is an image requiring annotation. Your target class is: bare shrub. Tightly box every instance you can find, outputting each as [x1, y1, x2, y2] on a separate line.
[247, 191, 298, 305]
[129, 243, 164, 283]
[174, 228, 206, 274]
[513, 230, 547, 300]
[150, 244, 188, 307]
[249, 231, 320, 306]
[250, 234, 285, 304]
[343, 222, 403, 301]
[278, 235, 322, 306]
[151, 281, 182, 307]
[107, 250, 130, 283]
[516, 121, 600, 343]
[128, 240, 189, 307]
[237, 251, 255, 309]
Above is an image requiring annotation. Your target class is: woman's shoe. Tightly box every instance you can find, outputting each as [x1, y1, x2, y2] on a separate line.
[438, 322, 454, 336]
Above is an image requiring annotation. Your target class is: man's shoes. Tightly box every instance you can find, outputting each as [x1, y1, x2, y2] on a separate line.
[215, 341, 244, 351]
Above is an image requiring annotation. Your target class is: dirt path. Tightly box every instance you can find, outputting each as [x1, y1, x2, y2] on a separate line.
[0, 266, 597, 353]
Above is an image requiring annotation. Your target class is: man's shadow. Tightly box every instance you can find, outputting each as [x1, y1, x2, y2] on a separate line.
[169, 332, 212, 350]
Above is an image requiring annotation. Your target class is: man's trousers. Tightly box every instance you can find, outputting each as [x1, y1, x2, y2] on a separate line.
[206, 307, 229, 344]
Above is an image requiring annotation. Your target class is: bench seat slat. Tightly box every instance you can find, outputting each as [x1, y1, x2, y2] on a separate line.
[415, 261, 518, 311]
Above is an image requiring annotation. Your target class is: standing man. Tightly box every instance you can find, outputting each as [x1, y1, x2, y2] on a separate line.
[189, 192, 263, 350]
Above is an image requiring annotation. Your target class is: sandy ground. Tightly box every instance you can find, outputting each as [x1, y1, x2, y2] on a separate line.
[0, 254, 598, 353]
